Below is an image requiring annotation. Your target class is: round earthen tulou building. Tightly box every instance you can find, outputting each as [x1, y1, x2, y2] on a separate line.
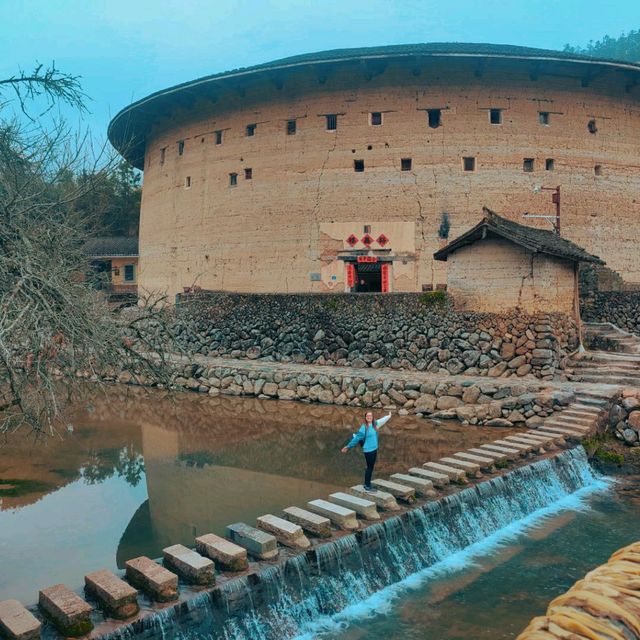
[108, 43, 640, 298]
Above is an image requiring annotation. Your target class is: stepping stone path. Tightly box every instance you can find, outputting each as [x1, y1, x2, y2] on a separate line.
[480, 443, 521, 460]
[227, 523, 279, 560]
[125, 557, 179, 602]
[329, 492, 380, 520]
[195, 533, 249, 571]
[257, 514, 311, 549]
[349, 485, 400, 510]
[453, 451, 496, 471]
[84, 570, 139, 620]
[163, 544, 215, 585]
[282, 506, 333, 537]
[0, 600, 41, 640]
[38, 585, 93, 637]
[307, 499, 359, 530]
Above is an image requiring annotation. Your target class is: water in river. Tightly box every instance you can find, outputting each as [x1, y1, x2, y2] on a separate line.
[0, 384, 508, 604]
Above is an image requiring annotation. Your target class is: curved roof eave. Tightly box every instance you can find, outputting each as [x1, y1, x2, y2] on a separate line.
[108, 43, 640, 169]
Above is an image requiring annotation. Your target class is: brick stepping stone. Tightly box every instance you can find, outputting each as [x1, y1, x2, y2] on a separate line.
[408, 467, 450, 488]
[0, 600, 41, 640]
[125, 556, 178, 602]
[423, 462, 467, 483]
[349, 485, 400, 511]
[227, 523, 279, 560]
[306, 499, 358, 530]
[38, 584, 93, 637]
[390, 473, 436, 497]
[468, 448, 508, 465]
[85, 570, 139, 619]
[371, 478, 416, 502]
[283, 506, 333, 538]
[479, 444, 521, 461]
[453, 452, 496, 471]
[195, 533, 249, 571]
[163, 544, 215, 585]
[329, 492, 380, 520]
[439, 457, 482, 477]
[257, 514, 311, 549]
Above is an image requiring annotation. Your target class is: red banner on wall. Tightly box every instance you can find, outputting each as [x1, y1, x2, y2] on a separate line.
[357, 256, 378, 263]
[346, 263, 356, 288]
[381, 263, 390, 292]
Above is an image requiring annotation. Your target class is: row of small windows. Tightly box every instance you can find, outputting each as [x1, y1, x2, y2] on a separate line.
[181, 159, 605, 187]
[160, 109, 598, 164]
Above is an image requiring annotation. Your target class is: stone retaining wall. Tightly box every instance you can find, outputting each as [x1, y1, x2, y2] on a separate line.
[581, 291, 640, 336]
[610, 389, 640, 446]
[171, 293, 578, 380]
[115, 359, 574, 429]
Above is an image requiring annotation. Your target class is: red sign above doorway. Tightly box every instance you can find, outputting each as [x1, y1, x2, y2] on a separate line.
[357, 256, 378, 263]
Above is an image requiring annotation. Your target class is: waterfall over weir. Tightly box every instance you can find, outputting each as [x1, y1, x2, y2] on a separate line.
[102, 448, 604, 640]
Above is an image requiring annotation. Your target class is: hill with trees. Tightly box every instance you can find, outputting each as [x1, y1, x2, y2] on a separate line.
[564, 30, 640, 63]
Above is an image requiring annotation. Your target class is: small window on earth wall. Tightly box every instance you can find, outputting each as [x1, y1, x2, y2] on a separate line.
[244, 168, 252, 180]
[545, 158, 555, 171]
[588, 119, 598, 134]
[326, 114, 337, 131]
[489, 108, 502, 124]
[427, 109, 441, 128]
[523, 158, 535, 172]
[246, 124, 257, 137]
[354, 159, 365, 172]
[371, 112, 382, 126]
[124, 265, 135, 282]
[185, 176, 191, 188]
[160, 148, 166, 164]
[539, 111, 550, 125]
[462, 157, 476, 172]
[178, 140, 184, 155]
[594, 164, 603, 176]
[287, 119, 296, 135]
[229, 173, 238, 186]
[401, 158, 412, 171]
[215, 130, 223, 145]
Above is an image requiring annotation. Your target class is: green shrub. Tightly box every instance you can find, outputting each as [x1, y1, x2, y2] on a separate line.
[419, 290, 447, 306]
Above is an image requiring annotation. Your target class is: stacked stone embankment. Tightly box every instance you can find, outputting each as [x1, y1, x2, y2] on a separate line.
[582, 292, 640, 336]
[114, 357, 575, 429]
[517, 540, 640, 639]
[611, 389, 640, 447]
[170, 293, 577, 380]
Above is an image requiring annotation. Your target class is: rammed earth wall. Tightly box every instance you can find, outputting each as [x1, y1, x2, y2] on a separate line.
[172, 293, 578, 380]
[581, 292, 640, 336]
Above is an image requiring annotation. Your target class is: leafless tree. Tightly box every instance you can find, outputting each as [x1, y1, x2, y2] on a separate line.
[0, 64, 176, 437]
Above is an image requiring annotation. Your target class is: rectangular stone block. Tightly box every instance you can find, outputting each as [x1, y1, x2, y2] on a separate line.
[492, 439, 534, 453]
[408, 467, 450, 488]
[423, 461, 467, 482]
[479, 444, 521, 461]
[38, 585, 93, 637]
[163, 544, 215, 585]
[125, 556, 178, 602]
[468, 447, 508, 465]
[329, 492, 380, 520]
[306, 499, 359, 530]
[453, 452, 496, 471]
[195, 533, 249, 571]
[257, 514, 310, 549]
[0, 600, 40, 640]
[283, 506, 333, 538]
[390, 473, 435, 497]
[348, 485, 399, 511]
[538, 426, 584, 439]
[526, 430, 565, 444]
[227, 522, 279, 560]
[84, 570, 139, 620]
[504, 435, 548, 449]
[439, 457, 481, 476]
[371, 478, 416, 501]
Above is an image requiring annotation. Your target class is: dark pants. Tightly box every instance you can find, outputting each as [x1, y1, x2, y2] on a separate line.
[364, 449, 378, 488]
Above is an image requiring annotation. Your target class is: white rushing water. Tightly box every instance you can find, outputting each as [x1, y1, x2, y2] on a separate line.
[101, 447, 608, 640]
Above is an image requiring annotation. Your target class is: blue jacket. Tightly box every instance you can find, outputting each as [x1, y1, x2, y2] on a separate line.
[346, 414, 391, 453]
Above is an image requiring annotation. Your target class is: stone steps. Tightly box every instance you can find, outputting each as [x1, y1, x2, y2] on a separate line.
[163, 544, 215, 585]
[422, 461, 467, 483]
[84, 570, 139, 620]
[439, 456, 482, 477]
[0, 600, 41, 640]
[348, 485, 400, 511]
[371, 478, 416, 502]
[282, 506, 333, 538]
[195, 533, 249, 571]
[329, 492, 380, 520]
[306, 499, 359, 530]
[257, 514, 311, 548]
[453, 451, 496, 472]
[390, 473, 436, 497]
[408, 467, 450, 488]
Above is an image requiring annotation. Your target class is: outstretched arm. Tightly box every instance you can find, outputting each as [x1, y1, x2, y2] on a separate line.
[375, 413, 392, 430]
[341, 426, 364, 453]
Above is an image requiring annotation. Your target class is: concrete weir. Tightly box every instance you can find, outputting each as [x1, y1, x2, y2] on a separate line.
[5, 446, 604, 640]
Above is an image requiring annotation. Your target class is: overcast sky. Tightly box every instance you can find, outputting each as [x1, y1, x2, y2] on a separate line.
[1, 0, 638, 143]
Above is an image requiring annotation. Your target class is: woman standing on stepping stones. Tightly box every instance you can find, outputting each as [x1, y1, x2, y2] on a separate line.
[341, 411, 392, 491]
